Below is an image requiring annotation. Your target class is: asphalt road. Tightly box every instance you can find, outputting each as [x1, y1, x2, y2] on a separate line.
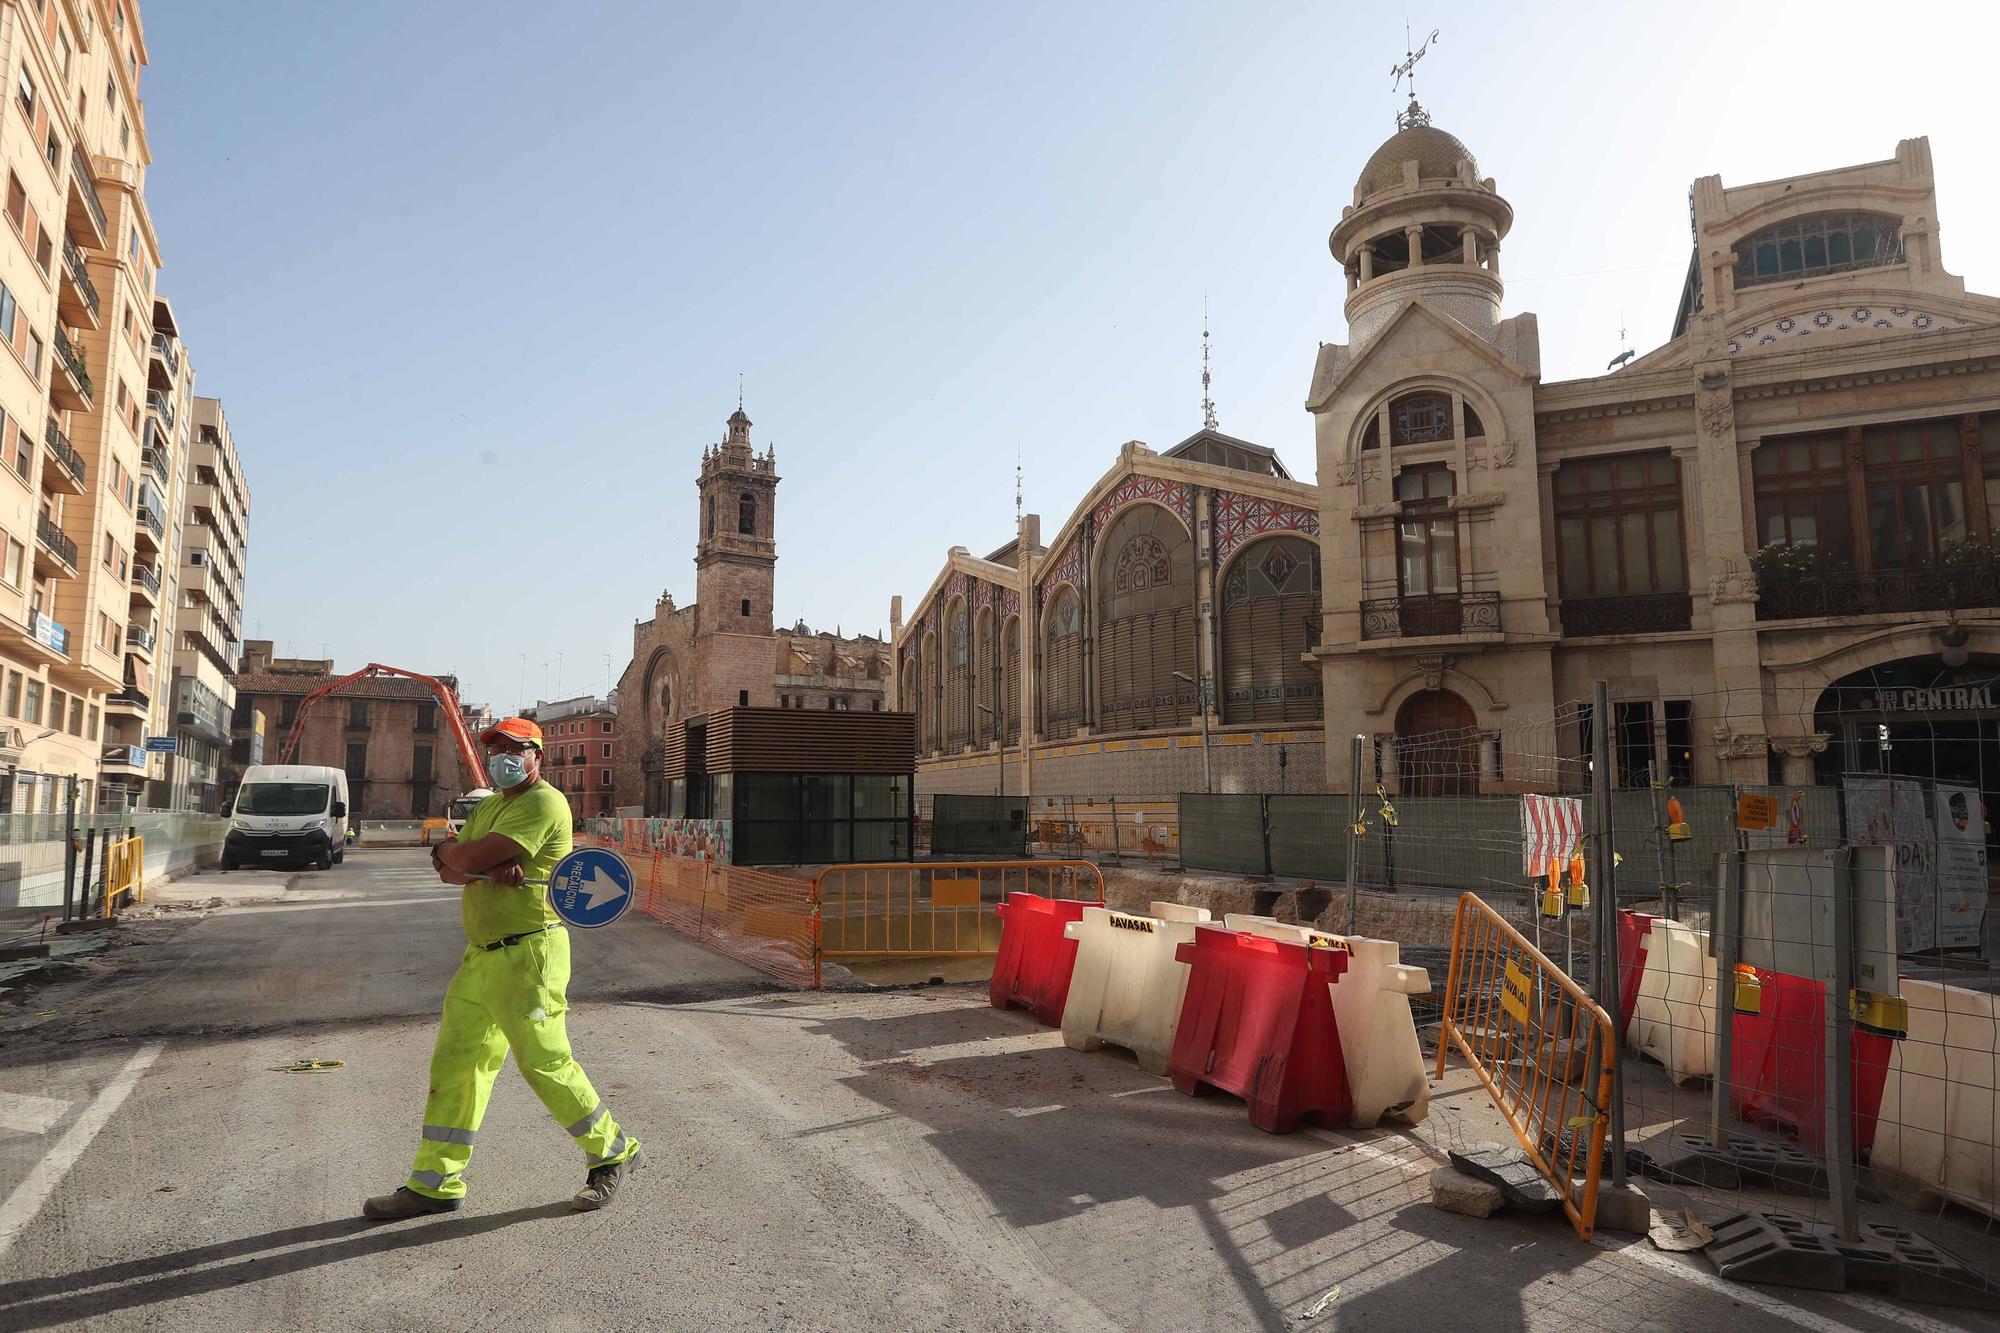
[0, 850, 1985, 1331]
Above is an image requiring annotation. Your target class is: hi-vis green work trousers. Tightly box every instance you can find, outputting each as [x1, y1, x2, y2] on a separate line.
[406, 927, 638, 1200]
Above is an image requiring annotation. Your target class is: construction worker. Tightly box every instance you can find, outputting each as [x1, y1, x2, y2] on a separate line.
[363, 716, 642, 1219]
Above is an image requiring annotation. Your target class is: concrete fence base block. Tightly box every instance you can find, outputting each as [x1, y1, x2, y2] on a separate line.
[1430, 1165, 1504, 1218]
[1578, 1180, 1652, 1234]
[1448, 1141, 1564, 1213]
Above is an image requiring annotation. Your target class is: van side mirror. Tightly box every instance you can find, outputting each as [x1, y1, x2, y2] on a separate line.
[332, 801, 347, 818]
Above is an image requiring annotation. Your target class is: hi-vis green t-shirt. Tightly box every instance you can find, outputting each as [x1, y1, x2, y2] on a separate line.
[458, 780, 573, 946]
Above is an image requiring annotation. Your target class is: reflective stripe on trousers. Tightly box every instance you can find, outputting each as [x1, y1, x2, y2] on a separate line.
[405, 928, 638, 1200]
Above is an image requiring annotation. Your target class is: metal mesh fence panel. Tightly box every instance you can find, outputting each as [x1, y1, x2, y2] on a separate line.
[1264, 794, 1345, 880]
[931, 793, 1028, 856]
[1179, 793, 1268, 875]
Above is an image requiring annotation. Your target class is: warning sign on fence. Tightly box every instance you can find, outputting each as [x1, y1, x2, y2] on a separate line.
[1501, 958, 1532, 1025]
[1735, 793, 1777, 830]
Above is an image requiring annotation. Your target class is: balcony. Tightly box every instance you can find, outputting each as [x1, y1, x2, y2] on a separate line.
[1358, 591, 1501, 641]
[41, 420, 85, 494]
[58, 235, 100, 328]
[1561, 592, 1693, 638]
[30, 610, 68, 658]
[51, 327, 91, 411]
[106, 684, 149, 715]
[66, 147, 106, 247]
[174, 676, 230, 743]
[127, 623, 155, 654]
[145, 389, 175, 434]
[130, 563, 160, 605]
[34, 513, 77, 576]
[101, 744, 146, 773]
[141, 440, 170, 487]
[134, 500, 165, 551]
[148, 333, 180, 391]
[1757, 557, 2000, 622]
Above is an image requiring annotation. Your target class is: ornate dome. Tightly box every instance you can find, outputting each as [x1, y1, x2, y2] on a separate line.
[1355, 124, 1478, 198]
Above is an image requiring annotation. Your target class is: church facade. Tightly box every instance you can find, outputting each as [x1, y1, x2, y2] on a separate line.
[614, 409, 889, 812]
[897, 110, 2000, 804]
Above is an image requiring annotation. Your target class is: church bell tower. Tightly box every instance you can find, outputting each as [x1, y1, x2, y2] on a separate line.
[693, 405, 780, 713]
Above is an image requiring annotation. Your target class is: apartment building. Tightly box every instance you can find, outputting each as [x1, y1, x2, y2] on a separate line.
[153, 393, 243, 810]
[228, 642, 477, 820]
[0, 0, 184, 812]
[523, 694, 616, 818]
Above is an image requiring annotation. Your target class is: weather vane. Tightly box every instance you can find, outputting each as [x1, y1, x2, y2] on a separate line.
[1390, 24, 1439, 129]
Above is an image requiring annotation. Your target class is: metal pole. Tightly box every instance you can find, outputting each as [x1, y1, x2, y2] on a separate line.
[1591, 680, 1627, 1186]
[1711, 834, 1743, 1150]
[1344, 734, 1362, 935]
[79, 825, 98, 920]
[1199, 677, 1212, 794]
[1827, 855, 1859, 1239]
[60, 774, 77, 924]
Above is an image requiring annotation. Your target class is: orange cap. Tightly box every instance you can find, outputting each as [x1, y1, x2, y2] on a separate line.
[478, 716, 543, 749]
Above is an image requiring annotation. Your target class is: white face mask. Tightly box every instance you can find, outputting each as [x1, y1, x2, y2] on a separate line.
[487, 751, 531, 789]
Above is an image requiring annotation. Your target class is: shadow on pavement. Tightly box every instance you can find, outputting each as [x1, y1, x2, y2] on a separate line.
[0, 1203, 573, 1328]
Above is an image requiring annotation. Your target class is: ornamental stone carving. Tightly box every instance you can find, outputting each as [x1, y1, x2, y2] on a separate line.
[1768, 734, 1831, 758]
[1416, 654, 1456, 690]
[1449, 492, 1505, 511]
[1708, 558, 1759, 605]
[1335, 462, 1358, 486]
[1490, 440, 1517, 468]
[1699, 401, 1733, 437]
[1712, 724, 1769, 758]
[1351, 501, 1402, 520]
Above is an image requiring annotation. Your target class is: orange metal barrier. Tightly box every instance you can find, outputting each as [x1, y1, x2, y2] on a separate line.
[1436, 891, 1616, 1240]
[102, 836, 144, 917]
[812, 860, 1104, 988]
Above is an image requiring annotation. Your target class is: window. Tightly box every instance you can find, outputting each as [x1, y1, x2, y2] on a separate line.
[601, 721, 612, 734]
[344, 742, 367, 780]
[5, 174, 23, 231]
[738, 493, 755, 534]
[25, 331, 41, 378]
[279, 697, 298, 728]
[348, 700, 368, 727]
[3, 536, 20, 587]
[738, 689, 748, 707]
[67, 697, 80, 735]
[415, 702, 436, 732]
[1754, 434, 1854, 566]
[1395, 465, 1458, 596]
[43, 129, 58, 174]
[104, 75, 113, 109]
[86, 704, 97, 740]
[101, 533, 114, 569]
[871, 699, 881, 711]
[600, 771, 612, 787]
[832, 696, 849, 711]
[602, 743, 611, 758]
[4, 670, 18, 717]
[23, 678, 40, 725]
[56, 30, 71, 81]
[1734, 213, 1902, 289]
[705, 495, 714, 537]
[1043, 587, 1084, 740]
[740, 598, 750, 617]
[32, 228, 48, 274]
[118, 116, 128, 151]
[1863, 418, 1967, 569]
[1094, 505, 1195, 734]
[1219, 535, 1323, 724]
[16, 66, 34, 121]
[48, 688, 62, 729]
[412, 745, 432, 783]
[1389, 392, 1452, 446]
[1664, 700, 1694, 787]
[1553, 453, 1687, 602]
[1614, 701, 1655, 789]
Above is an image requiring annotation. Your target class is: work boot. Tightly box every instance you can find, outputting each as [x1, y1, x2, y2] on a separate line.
[362, 1185, 462, 1220]
[571, 1146, 644, 1212]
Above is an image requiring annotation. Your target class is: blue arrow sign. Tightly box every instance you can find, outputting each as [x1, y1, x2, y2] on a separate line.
[545, 847, 635, 928]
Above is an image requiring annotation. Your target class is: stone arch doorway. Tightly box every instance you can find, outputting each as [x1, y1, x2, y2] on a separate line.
[1395, 688, 1478, 797]
[1811, 654, 2000, 792]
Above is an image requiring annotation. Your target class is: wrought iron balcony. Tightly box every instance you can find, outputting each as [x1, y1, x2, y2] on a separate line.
[42, 419, 84, 487]
[68, 147, 106, 240]
[1561, 592, 1693, 637]
[60, 235, 99, 321]
[149, 334, 180, 379]
[52, 327, 91, 406]
[146, 389, 175, 433]
[35, 513, 76, 572]
[142, 442, 170, 485]
[1358, 591, 1501, 640]
[1757, 559, 2000, 621]
[127, 624, 155, 652]
[131, 564, 160, 598]
[136, 502, 165, 542]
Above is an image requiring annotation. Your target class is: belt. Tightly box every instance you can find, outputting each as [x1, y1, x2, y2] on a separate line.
[479, 925, 557, 952]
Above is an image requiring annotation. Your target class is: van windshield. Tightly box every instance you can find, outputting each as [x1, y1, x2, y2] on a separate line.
[237, 783, 330, 816]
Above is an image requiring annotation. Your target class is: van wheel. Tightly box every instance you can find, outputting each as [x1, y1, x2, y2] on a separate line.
[315, 846, 333, 871]
[221, 853, 238, 871]
[333, 847, 345, 865]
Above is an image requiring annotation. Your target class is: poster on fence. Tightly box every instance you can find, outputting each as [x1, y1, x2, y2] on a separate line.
[1842, 776, 1927, 846]
[1520, 794, 1583, 877]
[1932, 784, 1987, 950]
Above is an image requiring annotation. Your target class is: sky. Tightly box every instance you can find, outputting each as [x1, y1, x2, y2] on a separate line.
[137, 0, 2000, 714]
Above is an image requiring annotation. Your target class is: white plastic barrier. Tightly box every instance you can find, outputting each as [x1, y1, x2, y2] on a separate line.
[1870, 979, 2000, 1221]
[1059, 901, 1211, 1074]
[1224, 914, 1432, 1128]
[1628, 918, 1717, 1086]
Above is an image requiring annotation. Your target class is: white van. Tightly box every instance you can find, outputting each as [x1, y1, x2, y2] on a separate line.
[223, 764, 350, 871]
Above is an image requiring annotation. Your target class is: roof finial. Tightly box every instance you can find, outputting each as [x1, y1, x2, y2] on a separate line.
[1201, 295, 1218, 432]
[737, 372, 744, 411]
[1390, 24, 1439, 130]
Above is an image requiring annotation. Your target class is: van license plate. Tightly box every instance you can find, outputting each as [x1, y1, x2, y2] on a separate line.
[260, 849, 289, 858]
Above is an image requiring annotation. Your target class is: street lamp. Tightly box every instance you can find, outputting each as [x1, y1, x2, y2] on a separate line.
[1172, 670, 1213, 793]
